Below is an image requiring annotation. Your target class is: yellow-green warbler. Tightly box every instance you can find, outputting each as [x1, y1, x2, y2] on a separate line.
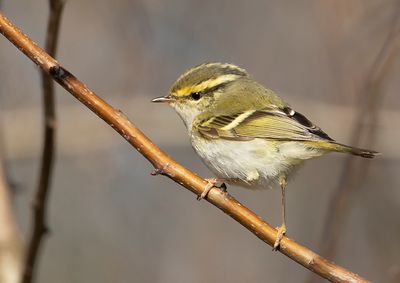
[152, 62, 378, 249]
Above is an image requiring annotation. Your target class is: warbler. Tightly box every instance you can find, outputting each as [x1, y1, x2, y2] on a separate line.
[152, 62, 378, 249]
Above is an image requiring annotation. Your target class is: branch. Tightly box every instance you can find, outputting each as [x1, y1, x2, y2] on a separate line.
[22, 1, 65, 282]
[0, 4, 23, 282]
[0, 13, 370, 283]
[317, 2, 400, 260]
[0, 126, 23, 283]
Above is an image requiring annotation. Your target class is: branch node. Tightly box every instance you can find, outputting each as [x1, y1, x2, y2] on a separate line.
[42, 225, 50, 236]
[49, 65, 70, 81]
[150, 168, 162, 176]
[46, 118, 57, 129]
[150, 163, 170, 176]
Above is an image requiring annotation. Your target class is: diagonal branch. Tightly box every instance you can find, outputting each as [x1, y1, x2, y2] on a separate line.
[0, 13, 370, 283]
[22, 1, 65, 283]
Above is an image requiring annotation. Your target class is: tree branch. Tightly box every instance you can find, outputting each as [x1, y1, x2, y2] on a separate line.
[317, 2, 400, 261]
[0, 3, 23, 282]
[0, 12, 370, 283]
[0, 123, 23, 283]
[22, 1, 65, 283]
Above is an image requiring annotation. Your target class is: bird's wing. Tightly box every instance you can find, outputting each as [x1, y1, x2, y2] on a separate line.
[197, 106, 334, 142]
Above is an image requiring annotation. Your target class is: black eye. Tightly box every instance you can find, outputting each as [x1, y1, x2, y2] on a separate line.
[191, 92, 201, 100]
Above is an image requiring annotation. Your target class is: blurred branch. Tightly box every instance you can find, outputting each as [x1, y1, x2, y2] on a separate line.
[0, 126, 23, 283]
[0, 13, 371, 283]
[0, 2, 23, 281]
[316, 0, 400, 269]
[22, 1, 65, 283]
[0, 159, 23, 283]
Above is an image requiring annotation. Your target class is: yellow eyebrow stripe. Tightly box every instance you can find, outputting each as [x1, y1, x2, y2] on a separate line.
[173, 74, 240, 97]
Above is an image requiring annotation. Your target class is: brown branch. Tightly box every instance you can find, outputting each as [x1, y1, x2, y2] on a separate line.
[22, 1, 65, 283]
[0, 12, 371, 283]
[316, 2, 400, 261]
[0, 124, 24, 283]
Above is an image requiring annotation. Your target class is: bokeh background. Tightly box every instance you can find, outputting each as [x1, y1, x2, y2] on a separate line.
[1, 1, 400, 282]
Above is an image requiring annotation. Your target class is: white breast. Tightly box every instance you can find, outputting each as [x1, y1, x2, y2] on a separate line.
[190, 133, 323, 188]
[169, 102, 323, 188]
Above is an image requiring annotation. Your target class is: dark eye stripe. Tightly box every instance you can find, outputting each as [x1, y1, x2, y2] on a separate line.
[193, 81, 233, 98]
[189, 81, 230, 101]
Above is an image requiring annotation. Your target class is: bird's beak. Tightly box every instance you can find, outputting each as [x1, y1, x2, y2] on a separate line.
[151, 96, 176, 103]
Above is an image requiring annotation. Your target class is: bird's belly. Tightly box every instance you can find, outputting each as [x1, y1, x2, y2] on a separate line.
[191, 135, 322, 187]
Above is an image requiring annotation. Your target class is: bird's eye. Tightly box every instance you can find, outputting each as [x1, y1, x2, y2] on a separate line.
[191, 92, 201, 100]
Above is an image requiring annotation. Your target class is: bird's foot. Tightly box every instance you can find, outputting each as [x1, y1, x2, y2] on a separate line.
[273, 224, 286, 251]
[197, 178, 227, 200]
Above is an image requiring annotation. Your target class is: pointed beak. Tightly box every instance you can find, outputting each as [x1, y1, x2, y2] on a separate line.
[151, 96, 176, 103]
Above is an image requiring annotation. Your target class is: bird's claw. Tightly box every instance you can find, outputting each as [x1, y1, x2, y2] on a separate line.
[197, 178, 227, 200]
[273, 224, 286, 251]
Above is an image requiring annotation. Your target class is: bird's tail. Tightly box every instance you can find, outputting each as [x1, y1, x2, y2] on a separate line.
[321, 142, 379, 159]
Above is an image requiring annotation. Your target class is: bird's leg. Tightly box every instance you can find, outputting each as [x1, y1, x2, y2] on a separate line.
[197, 178, 228, 200]
[273, 177, 287, 250]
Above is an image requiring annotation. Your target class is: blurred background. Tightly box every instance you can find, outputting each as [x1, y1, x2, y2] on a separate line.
[1, 0, 400, 282]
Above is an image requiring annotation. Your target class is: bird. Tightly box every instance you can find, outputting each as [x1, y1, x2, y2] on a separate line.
[152, 62, 378, 249]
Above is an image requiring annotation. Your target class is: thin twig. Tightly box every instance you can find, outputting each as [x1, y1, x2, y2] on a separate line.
[317, 3, 400, 261]
[22, 1, 65, 283]
[0, 13, 371, 283]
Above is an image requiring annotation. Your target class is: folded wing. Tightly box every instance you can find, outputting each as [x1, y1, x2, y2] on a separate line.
[197, 107, 334, 142]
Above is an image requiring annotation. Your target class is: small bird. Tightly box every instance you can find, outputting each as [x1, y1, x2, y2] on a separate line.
[152, 62, 378, 249]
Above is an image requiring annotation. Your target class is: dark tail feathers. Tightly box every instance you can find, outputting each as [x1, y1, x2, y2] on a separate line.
[333, 143, 379, 159]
